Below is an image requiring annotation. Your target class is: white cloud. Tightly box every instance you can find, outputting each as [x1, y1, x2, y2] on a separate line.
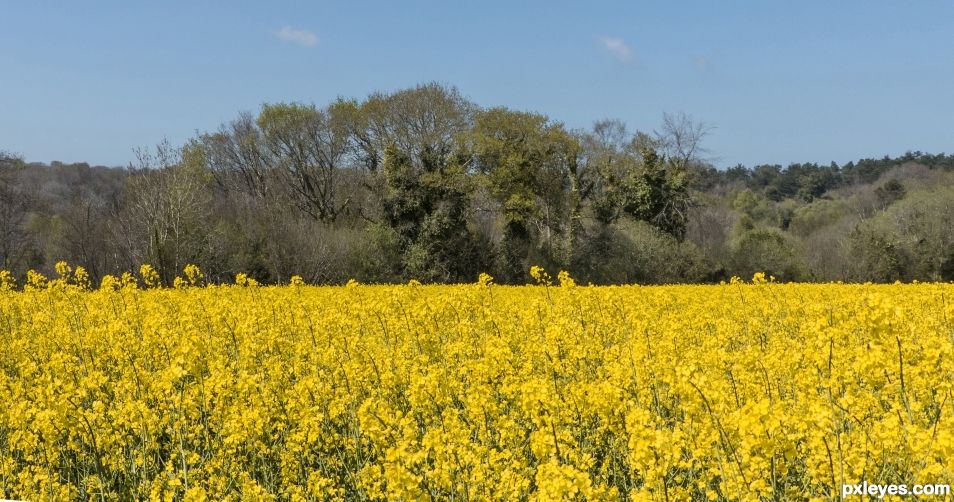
[599, 36, 633, 63]
[277, 26, 318, 48]
[693, 55, 712, 71]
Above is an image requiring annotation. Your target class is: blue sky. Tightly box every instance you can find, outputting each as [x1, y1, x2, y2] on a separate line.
[2, 1, 952, 168]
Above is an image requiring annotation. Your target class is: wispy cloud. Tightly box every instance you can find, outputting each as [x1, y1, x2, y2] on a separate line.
[599, 36, 633, 63]
[693, 55, 713, 72]
[276, 26, 318, 48]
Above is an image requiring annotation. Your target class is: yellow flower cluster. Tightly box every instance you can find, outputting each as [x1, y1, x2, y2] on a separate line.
[0, 267, 953, 500]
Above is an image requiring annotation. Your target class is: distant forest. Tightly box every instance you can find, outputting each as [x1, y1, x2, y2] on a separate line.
[2, 82, 953, 285]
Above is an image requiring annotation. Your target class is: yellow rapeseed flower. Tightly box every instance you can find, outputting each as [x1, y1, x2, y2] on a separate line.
[0, 271, 951, 500]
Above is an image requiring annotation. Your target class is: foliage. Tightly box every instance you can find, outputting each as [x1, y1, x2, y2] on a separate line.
[730, 227, 803, 281]
[575, 219, 712, 284]
[4, 83, 954, 285]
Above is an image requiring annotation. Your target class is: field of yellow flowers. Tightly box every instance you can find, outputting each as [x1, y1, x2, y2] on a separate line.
[1, 265, 953, 501]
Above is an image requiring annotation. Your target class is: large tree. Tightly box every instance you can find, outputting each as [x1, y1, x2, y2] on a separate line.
[118, 141, 212, 284]
[579, 121, 695, 239]
[0, 151, 34, 272]
[462, 108, 580, 280]
[257, 102, 352, 222]
[337, 82, 476, 174]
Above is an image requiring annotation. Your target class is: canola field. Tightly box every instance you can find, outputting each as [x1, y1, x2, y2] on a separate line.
[1, 266, 954, 501]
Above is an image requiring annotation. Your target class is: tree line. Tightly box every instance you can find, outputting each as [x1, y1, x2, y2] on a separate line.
[2, 82, 953, 286]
